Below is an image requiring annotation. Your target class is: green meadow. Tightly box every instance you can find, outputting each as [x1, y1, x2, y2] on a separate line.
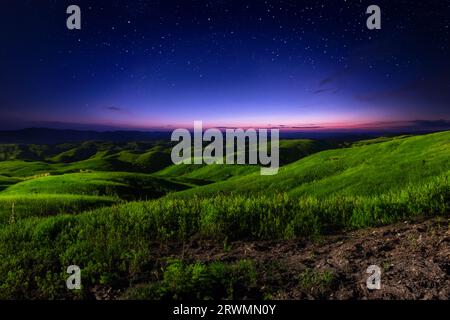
[0, 131, 448, 299]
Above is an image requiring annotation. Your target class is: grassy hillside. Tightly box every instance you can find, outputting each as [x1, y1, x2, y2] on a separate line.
[0, 194, 118, 225]
[155, 139, 334, 184]
[0, 160, 52, 177]
[0, 175, 21, 191]
[0, 131, 448, 299]
[0, 172, 188, 200]
[278, 139, 337, 165]
[0, 141, 174, 175]
[175, 131, 450, 198]
[0, 170, 448, 299]
[0, 171, 189, 224]
[155, 163, 259, 184]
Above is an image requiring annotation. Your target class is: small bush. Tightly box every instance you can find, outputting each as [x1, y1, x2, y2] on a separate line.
[298, 268, 336, 298]
[122, 259, 258, 300]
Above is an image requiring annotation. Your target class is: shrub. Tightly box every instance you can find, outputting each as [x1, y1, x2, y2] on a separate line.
[298, 268, 337, 298]
[122, 259, 258, 300]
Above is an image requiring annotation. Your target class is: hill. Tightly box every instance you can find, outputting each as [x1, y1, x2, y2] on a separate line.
[0, 128, 172, 144]
[174, 130, 450, 198]
[0, 141, 175, 175]
[0, 127, 381, 145]
[0, 138, 339, 182]
[0, 171, 189, 223]
[155, 139, 336, 184]
[0, 171, 188, 200]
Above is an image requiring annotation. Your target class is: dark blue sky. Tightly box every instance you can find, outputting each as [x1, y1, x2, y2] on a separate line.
[0, 0, 449, 130]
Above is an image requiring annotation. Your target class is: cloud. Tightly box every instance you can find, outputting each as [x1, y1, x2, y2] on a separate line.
[105, 106, 125, 112]
[103, 106, 133, 115]
[319, 69, 349, 87]
[312, 88, 339, 95]
[314, 69, 348, 95]
[313, 88, 331, 94]
[319, 75, 337, 87]
[355, 119, 450, 132]
[289, 125, 324, 129]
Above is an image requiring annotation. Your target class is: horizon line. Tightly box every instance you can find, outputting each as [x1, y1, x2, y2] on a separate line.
[1, 118, 450, 133]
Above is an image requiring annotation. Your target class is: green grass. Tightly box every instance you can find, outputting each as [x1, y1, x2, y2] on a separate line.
[0, 194, 118, 224]
[0, 175, 21, 191]
[123, 259, 258, 300]
[155, 139, 334, 184]
[278, 139, 337, 165]
[0, 141, 176, 177]
[175, 131, 450, 198]
[298, 268, 336, 297]
[1, 172, 188, 200]
[0, 138, 338, 183]
[155, 163, 259, 184]
[0, 131, 448, 299]
[0, 160, 52, 177]
[351, 135, 411, 147]
[0, 170, 448, 298]
[0, 171, 190, 224]
[0, 144, 54, 161]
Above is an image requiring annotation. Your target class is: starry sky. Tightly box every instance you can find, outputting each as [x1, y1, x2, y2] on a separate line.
[0, 0, 449, 131]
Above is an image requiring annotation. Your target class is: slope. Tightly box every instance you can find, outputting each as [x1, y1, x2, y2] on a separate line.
[174, 131, 450, 198]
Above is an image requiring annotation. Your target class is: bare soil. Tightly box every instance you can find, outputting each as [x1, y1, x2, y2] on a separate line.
[180, 217, 450, 299]
[94, 217, 449, 300]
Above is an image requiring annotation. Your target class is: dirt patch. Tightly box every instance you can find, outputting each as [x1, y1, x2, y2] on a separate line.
[175, 217, 450, 299]
[94, 217, 449, 300]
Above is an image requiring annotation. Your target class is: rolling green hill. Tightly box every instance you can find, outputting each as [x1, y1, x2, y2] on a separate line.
[0, 171, 188, 200]
[0, 175, 21, 191]
[0, 141, 174, 174]
[0, 194, 118, 225]
[0, 160, 52, 177]
[155, 139, 335, 184]
[278, 139, 337, 165]
[155, 163, 259, 184]
[174, 131, 450, 198]
[0, 138, 338, 182]
[0, 171, 189, 223]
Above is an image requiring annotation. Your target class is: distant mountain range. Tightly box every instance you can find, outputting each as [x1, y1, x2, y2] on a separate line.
[0, 123, 449, 144]
[0, 128, 173, 144]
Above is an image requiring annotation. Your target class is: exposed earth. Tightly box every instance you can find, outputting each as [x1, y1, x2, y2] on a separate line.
[105, 217, 449, 300]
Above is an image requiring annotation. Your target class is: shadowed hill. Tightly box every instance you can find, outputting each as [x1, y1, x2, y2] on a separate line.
[0, 128, 171, 144]
[155, 139, 336, 184]
[0, 171, 189, 200]
[0, 171, 190, 223]
[0, 141, 174, 175]
[0, 138, 339, 180]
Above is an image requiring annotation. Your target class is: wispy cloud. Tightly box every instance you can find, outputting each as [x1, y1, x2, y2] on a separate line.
[319, 69, 350, 87]
[105, 106, 125, 112]
[313, 88, 331, 94]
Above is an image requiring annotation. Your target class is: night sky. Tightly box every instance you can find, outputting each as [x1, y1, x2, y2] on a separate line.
[0, 0, 449, 131]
